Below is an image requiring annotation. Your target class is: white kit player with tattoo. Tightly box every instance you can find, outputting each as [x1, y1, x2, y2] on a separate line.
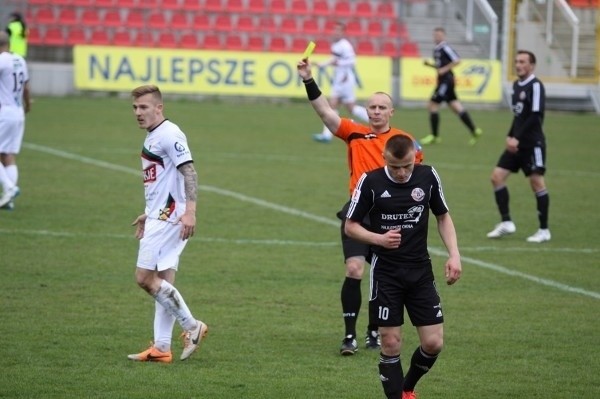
[128, 85, 207, 363]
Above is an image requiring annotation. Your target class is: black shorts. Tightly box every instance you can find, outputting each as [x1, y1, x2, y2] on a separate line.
[369, 262, 443, 327]
[338, 200, 372, 261]
[431, 75, 458, 103]
[496, 146, 546, 176]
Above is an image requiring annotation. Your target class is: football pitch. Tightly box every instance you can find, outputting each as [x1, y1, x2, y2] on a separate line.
[0, 96, 598, 398]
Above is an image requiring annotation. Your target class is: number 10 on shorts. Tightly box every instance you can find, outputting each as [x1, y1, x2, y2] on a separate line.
[378, 306, 389, 320]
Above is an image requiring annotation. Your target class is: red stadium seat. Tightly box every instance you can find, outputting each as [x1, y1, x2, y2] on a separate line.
[204, 0, 223, 12]
[45, 28, 65, 46]
[345, 20, 364, 37]
[155, 32, 177, 48]
[236, 16, 255, 32]
[247, 0, 266, 14]
[161, 0, 181, 10]
[381, 40, 399, 57]
[400, 41, 420, 57]
[224, 34, 245, 51]
[118, 0, 139, 8]
[333, 0, 353, 18]
[246, 34, 264, 51]
[113, 30, 134, 46]
[323, 19, 338, 36]
[356, 39, 375, 55]
[271, 0, 288, 14]
[376, 2, 397, 19]
[34, 8, 57, 25]
[289, 0, 311, 16]
[171, 12, 190, 30]
[102, 10, 123, 28]
[66, 27, 88, 46]
[388, 21, 409, 40]
[181, 0, 202, 11]
[201, 33, 222, 49]
[312, 0, 330, 16]
[27, 27, 43, 45]
[81, 9, 102, 27]
[256, 15, 277, 33]
[29, 0, 51, 5]
[366, 21, 383, 37]
[125, 10, 145, 29]
[96, 0, 116, 7]
[227, 0, 245, 13]
[58, 8, 79, 26]
[180, 32, 199, 48]
[291, 37, 309, 52]
[135, 31, 154, 47]
[269, 36, 288, 52]
[137, 0, 160, 10]
[148, 11, 168, 29]
[192, 14, 211, 30]
[354, 1, 374, 18]
[90, 29, 111, 45]
[301, 18, 320, 35]
[72, 0, 94, 6]
[279, 16, 298, 34]
[213, 14, 234, 32]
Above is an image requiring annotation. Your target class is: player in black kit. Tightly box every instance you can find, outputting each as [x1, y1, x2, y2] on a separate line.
[421, 27, 482, 146]
[486, 50, 551, 243]
[345, 134, 462, 399]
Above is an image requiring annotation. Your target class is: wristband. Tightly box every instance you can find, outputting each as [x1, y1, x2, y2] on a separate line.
[303, 78, 322, 101]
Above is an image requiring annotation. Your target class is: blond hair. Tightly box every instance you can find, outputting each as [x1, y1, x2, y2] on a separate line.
[131, 85, 162, 100]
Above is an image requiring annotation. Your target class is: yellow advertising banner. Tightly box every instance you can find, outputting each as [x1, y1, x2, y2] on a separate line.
[401, 58, 502, 102]
[73, 46, 391, 98]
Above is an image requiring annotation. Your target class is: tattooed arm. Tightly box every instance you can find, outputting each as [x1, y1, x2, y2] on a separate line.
[177, 162, 198, 240]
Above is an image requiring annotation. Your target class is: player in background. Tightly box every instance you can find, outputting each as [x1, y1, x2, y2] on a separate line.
[297, 57, 423, 356]
[312, 21, 369, 143]
[127, 85, 208, 363]
[345, 134, 461, 399]
[487, 50, 551, 243]
[0, 31, 30, 209]
[420, 27, 482, 146]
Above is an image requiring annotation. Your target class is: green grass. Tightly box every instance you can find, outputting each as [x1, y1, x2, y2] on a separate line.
[0, 96, 598, 398]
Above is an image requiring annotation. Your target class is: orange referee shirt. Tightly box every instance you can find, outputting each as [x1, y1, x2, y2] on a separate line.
[336, 118, 423, 196]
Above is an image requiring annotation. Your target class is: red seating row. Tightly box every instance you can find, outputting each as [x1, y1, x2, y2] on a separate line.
[568, 0, 599, 7]
[27, 24, 418, 56]
[28, 0, 399, 19]
[29, 8, 409, 39]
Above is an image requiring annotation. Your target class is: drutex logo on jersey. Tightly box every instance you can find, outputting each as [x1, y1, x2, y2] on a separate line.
[380, 205, 425, 230]
[143, 164, 157, 183]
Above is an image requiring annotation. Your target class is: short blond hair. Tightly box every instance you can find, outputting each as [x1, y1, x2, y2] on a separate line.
[131, 85, 162, 100]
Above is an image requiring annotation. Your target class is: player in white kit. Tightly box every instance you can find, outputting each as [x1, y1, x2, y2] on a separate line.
[0, 31, 30, 209]
[127, 85, 207, 363]
[312, 22, 369, 143]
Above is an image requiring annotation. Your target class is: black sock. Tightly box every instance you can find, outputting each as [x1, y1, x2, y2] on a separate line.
[403, 346, 439, 392]
[535, 190, 549, 229]
[379, 353, 404, 399]
[341, 277, 361, 337]
[459, 111, 476, 133]
[429, 112, 439, 137]
[494, 186, 511, 222]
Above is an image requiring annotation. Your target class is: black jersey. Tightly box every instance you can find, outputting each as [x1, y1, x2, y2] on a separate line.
[433, 41, 460, 81]
[509, 74, 546, 148]
[347, 164, 449, 267]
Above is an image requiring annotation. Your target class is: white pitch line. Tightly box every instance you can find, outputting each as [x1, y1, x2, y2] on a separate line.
[21, 142, 600, 300]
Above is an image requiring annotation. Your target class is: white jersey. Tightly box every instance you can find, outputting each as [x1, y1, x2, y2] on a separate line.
[330, 38, 357, 86]
[141, 119, 193, 223]
[0, 51, 28, 112]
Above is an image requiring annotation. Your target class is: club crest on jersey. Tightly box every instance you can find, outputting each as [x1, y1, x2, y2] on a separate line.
[143, 164, 157, 183]
[411, 187, 425, 202]
[519, 91, 526, 100]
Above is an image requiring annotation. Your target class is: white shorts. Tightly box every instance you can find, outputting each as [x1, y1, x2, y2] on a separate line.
[136, 218, 189, 271]
[0, 108, 25, 154]
[330, 80, 356, 104]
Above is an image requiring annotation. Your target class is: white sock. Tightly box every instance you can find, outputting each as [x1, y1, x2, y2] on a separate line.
[352, 105, 369, 122]
[0, 164, 14, 192]
[5, 165, 17, 186]
[153, 280, 197, 331]
[320, 125, 333, 138]
[153, 300, 175, 352]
